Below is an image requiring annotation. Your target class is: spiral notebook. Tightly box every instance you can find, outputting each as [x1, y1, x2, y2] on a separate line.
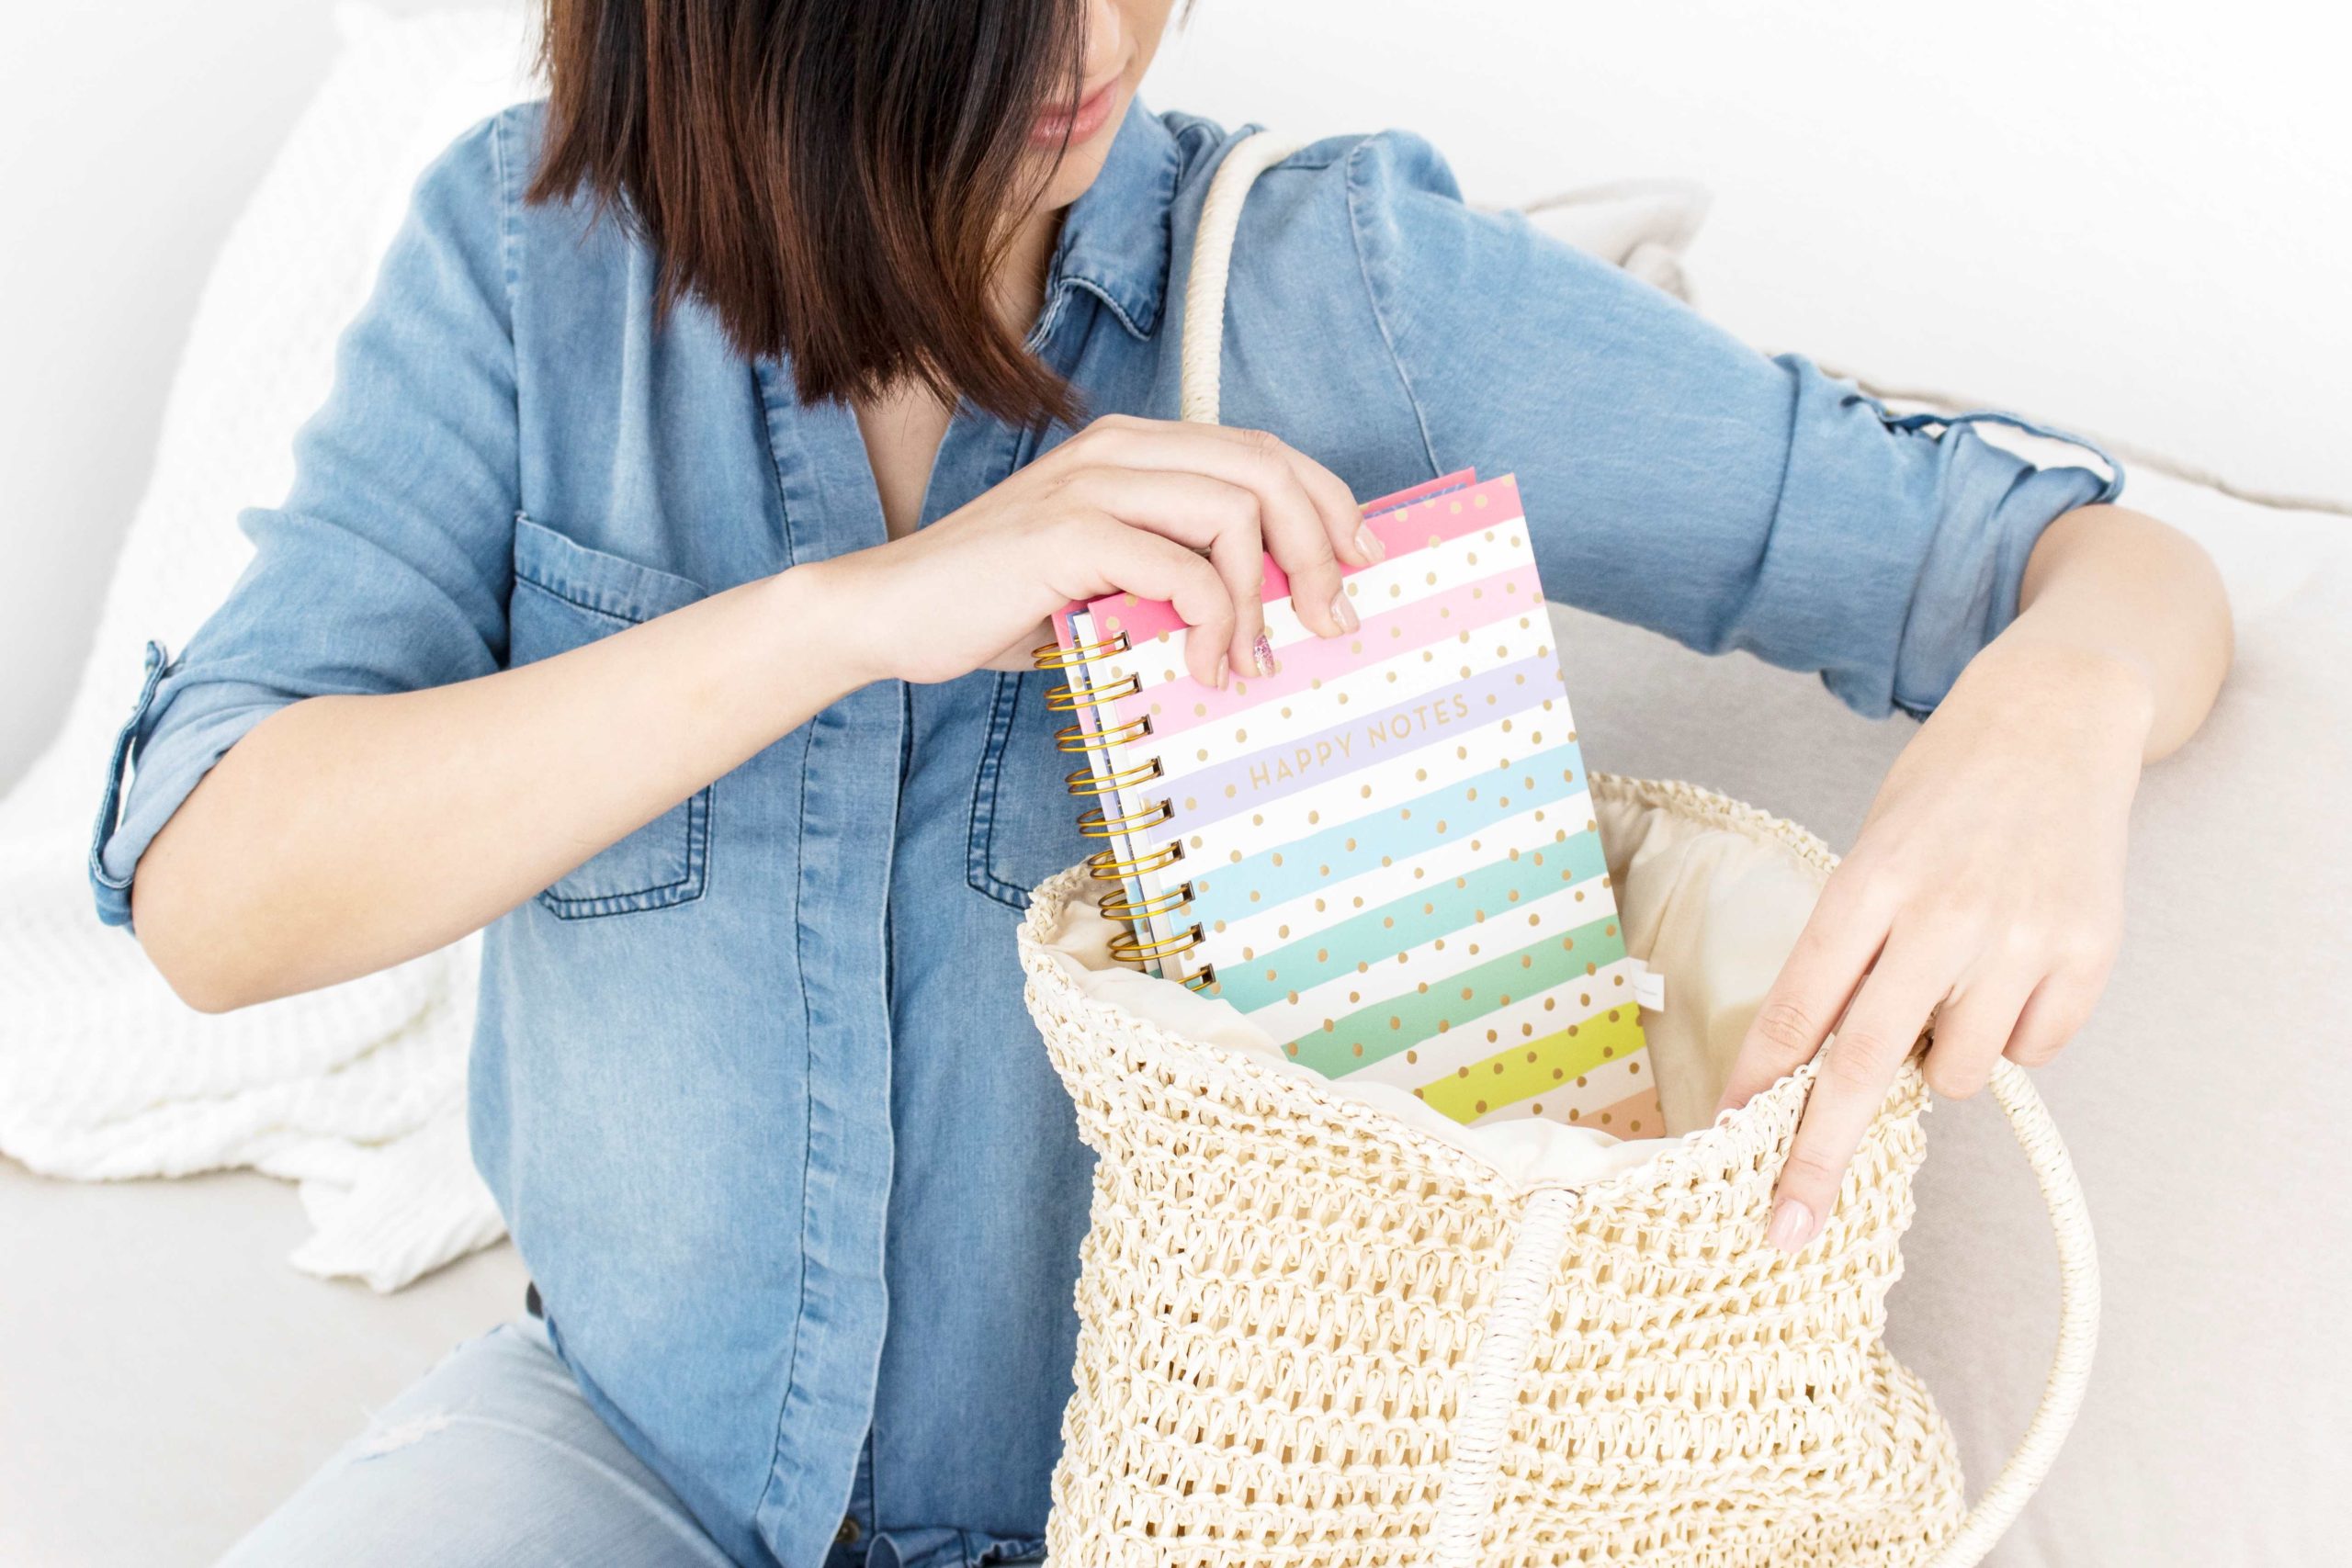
[1036, 470, 1661, 1135]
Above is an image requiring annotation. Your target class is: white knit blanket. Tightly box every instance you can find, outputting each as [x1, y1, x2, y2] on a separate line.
[0, 6, 1715, 1293]
[0, 8, 529, 1292]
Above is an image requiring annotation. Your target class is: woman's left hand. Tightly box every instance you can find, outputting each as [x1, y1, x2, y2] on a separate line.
[1713, 640, 2154, 1253]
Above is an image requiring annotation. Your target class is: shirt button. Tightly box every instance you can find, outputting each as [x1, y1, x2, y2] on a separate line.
[835, 1517, 862, 1545]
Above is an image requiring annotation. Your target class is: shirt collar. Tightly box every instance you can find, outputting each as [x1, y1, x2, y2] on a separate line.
[1038, 99, 1182, 341]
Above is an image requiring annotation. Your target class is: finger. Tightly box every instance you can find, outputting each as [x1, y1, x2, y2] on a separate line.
[1063, 467, 1268, 678]
[1918, 967, 2038, 1100]
[1279, 438, 1382, 568]
[1715, 871, 1888, 1113]
[1768, 933, 1951, 1253]
[1070, 414, 1369, 558]
[1242, 455, 1347, 647]
[1064, 514, 1234, 687]
[1172, 419, 1378, 569]
[1066, 418, 1353, 637]
[1203, 513, 1271, 680]
[2004, 973, 2099, 1067]
[1206, 429, 1349, 630]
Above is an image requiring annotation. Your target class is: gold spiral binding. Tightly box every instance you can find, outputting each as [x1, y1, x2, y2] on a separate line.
[1100, 881, 1195, 921]
[1110, 923, 1205, 964]
[1057, 715, 1152, 753]
[1065, 758, 1164, 798]
[1037, 626, 1200, 983]
[1087, 842, 1182, 880]
[1077, 799, 1173, 839]
[1044, 672, 1139, 713]
[1032, 632, 1129, 670]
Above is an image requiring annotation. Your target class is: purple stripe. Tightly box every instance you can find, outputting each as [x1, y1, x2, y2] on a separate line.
[1167, 653, 1566, 836]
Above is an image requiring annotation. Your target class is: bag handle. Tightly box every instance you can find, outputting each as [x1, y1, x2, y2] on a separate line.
[1182, 131, 2099, 1565]
[1925, 1058, 2101, 1565]
[1180, 132, 1304, 424]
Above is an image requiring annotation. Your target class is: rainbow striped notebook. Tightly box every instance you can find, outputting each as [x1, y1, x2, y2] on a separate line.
[1037, 470, 1660, 1135]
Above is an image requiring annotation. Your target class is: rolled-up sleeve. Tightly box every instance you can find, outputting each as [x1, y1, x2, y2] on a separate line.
[90, 113, 521, 929]
[1334, 130, 2119, 719]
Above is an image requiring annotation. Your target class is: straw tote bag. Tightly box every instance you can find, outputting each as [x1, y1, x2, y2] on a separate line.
[1014, 134, 2099, 1567]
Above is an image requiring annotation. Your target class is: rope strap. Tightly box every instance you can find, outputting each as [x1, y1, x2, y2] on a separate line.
[1426, 1188, 1579, 1565]
[1925, 1059, 2103, 1565]
[1179, 133, 1305, 424]
[1168, 132, 2104, 1567]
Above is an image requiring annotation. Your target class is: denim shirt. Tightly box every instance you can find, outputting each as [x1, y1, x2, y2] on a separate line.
[88, 100, 2116, 1568]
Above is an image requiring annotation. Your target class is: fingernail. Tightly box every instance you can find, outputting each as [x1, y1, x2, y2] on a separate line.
[1213, 655, 1230, 690]
[1766, 1198, 1813, 1254]
[1330, 592, 1359, 634]
[1252, 631, 1277, 677]
[1354, 524, 1386, 563]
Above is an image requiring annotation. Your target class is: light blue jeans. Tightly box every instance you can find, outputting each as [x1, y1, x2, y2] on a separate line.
[220, 1318, 741, 1568]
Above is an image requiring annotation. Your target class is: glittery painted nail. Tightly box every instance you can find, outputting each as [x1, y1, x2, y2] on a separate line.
[1252, 631, 1277, 677]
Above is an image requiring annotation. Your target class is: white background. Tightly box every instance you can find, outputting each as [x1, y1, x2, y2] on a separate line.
[3, 0, 2346, 790]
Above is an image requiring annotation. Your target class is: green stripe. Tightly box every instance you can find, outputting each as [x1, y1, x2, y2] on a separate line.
[1283, 911, 1634, 1077]
[1416, 1006, 1651, 1123]
[1214, 829, 1611, 1013]
[1187, 742, 1590, 930]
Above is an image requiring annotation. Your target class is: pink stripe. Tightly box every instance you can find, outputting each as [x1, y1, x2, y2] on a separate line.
[1109, 562, 1545, 736]
[1362, 468, 1477, 513]
[1585, 1084, 1667, 1138]
[1080, 472, 1530, 647]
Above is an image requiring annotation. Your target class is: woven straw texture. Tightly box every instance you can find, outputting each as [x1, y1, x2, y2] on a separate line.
[1021, 775, 2007, 1566]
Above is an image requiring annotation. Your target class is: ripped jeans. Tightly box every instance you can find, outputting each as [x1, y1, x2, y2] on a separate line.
[220, 1317, 742, 1568]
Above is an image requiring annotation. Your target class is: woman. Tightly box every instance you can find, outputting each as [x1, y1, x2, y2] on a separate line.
[96, 1, 2228, 1562]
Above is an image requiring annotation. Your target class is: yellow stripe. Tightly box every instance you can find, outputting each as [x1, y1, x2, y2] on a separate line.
[1415, 1005, 1649, 1123]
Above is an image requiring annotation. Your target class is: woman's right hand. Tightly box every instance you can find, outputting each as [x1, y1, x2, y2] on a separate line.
[811, 414, 1386, 688]
[132, 416, 1379, 1011]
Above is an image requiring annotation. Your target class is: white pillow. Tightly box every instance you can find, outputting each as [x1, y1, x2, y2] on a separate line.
[0, 4, 538, 1292]
[1515, 177, 1710, 303]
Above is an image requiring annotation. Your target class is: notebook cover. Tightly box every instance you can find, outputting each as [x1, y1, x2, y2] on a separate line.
[1052, 471, 1659, 1135]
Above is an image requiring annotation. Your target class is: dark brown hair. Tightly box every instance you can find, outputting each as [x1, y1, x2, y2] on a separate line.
[530, 1, 1087, 425]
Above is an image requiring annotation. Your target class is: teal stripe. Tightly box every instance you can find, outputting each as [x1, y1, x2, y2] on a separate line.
[1284, 911, 1634, 1077]
[1190, 742, 1590, 932]
[1214, 829, 1611, 1012]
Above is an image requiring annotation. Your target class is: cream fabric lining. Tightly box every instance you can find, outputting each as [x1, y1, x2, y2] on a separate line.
[1041, 791, 1823, 1185]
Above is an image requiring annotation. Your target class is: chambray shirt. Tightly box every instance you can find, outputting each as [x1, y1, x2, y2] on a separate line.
[89, 100, 2116, 1568]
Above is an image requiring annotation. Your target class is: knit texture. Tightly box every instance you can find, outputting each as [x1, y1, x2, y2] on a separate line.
[1017, 776, 1977, 1565]
[0, 6, 527, 1292]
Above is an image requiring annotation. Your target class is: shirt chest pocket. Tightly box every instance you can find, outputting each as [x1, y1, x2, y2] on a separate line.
[508, 515, 715, 919]
[967, 670, 1097, 909]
